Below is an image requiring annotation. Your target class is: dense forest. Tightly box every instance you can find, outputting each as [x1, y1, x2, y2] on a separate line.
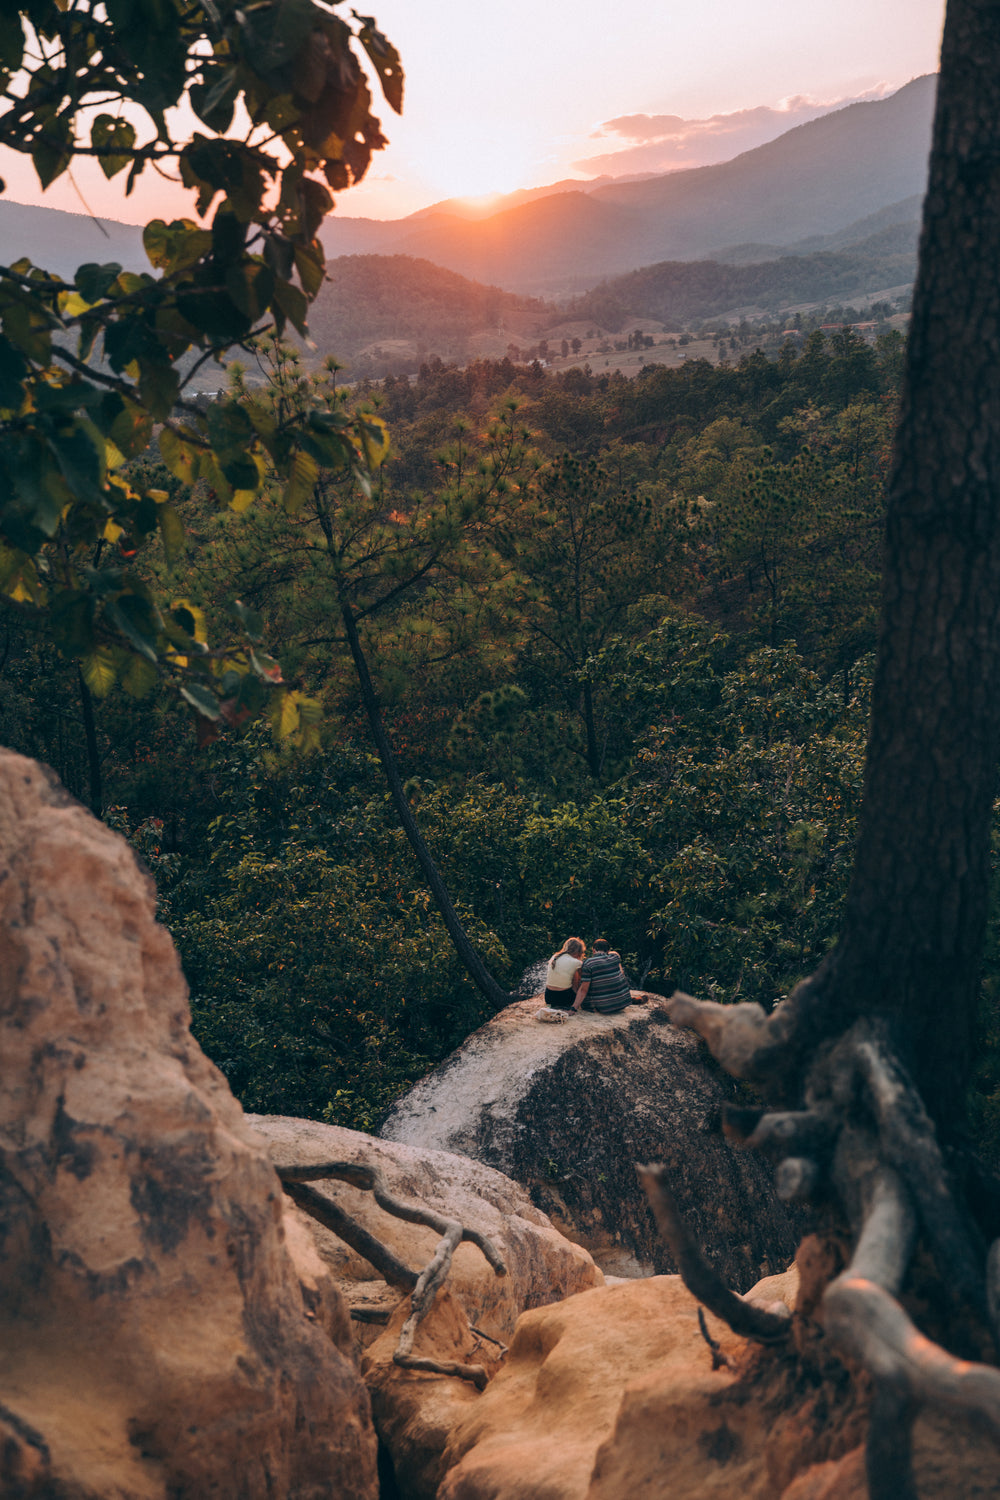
[3, 326, 997, 1154]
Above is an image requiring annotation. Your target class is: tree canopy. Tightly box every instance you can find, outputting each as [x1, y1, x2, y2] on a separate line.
[0, 0, 401, 735]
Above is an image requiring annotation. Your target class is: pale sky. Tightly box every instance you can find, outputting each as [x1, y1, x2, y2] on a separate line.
[0, 0, 946, 224]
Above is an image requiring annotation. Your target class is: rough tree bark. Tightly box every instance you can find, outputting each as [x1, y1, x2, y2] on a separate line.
[651, 4, 1000, 1492]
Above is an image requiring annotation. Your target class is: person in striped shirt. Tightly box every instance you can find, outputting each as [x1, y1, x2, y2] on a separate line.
[570, 938, 631, 1015]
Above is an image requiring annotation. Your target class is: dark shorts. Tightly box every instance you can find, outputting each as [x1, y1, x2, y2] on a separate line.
[544, 987, 575, 1010]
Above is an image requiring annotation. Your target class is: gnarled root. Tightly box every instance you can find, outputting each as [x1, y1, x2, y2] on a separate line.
[637, 1163, 791, 1343]
[665, 995, 1000, 1492]
[277, 1159, 507, 1387]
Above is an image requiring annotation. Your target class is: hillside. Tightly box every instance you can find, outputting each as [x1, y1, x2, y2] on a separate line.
[0, 197, 143, 279]
[306, 255, 548, 367]
[569, 217, 919, 329]
[319, 76, 935, 296]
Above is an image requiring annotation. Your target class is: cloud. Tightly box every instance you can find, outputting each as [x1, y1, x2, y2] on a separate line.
[575, 87, 897, 177]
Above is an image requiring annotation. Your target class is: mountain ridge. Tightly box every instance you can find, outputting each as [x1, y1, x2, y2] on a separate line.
[318, 75, 935, 295]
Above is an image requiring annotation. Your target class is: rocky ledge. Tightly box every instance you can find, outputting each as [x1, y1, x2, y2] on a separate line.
[381, 996, 801, 1288]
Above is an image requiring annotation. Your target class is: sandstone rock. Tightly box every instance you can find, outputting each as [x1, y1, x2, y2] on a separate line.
[437, 1274, 763, 1500]
[381, 997, 800, 1287]
[249, 1115, 603, 1351]
[438, 1268, 1000, 1500]
[0, 751, 377, 1500]
[361, 1287, 506, 1500]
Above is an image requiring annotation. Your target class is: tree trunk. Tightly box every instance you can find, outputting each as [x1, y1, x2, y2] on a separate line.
[780, 13, 1000, 1127]
[340, 603, 511, 1011]
[77, 665, 102, 817]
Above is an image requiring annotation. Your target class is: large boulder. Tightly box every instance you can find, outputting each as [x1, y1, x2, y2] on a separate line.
[381, 998, 800, 1287]
[436, 1270, 809, 1500]
[249, 1115, 603, 1347]
[0, 752, 377, 1500]
[436, 1267, 999, 1500]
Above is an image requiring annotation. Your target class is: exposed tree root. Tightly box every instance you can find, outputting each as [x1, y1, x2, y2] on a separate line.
[637, 1163, 791, 1342]
[658, 997, 1000, 1495]
[277, 1160, 507, 1387]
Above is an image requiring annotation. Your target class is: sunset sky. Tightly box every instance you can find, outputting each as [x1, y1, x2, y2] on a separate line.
[0, 0, 946, 224]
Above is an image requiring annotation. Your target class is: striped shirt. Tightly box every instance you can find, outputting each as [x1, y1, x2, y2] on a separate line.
[578, 951, 630, 1014]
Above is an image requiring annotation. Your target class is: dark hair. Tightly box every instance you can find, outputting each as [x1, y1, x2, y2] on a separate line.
[593, 937, 610, 952]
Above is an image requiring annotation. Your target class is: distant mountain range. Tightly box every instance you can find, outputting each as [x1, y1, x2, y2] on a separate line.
[0, 74, 933, 377]
[318, 75, 936, 296]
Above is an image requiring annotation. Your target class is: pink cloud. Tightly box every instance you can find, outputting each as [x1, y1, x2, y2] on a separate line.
[576, 87, 897, 176]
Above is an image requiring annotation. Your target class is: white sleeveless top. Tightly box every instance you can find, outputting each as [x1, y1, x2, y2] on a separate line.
[546, 953, 582, 990]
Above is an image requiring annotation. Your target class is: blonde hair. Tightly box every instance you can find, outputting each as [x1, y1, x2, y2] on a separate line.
[549, 936, 585, 968]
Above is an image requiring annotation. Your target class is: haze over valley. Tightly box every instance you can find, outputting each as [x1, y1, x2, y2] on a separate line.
[0, 74, 932, 383]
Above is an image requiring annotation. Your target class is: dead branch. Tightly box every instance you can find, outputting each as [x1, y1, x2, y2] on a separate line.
[697, 1305, 736, 1371]
[276, 1159, 507, 1388]
[821, 1162, 1000, 1448]
[282, 1180, 418, 1292]
[865, 1382, 919, 1500]
[277, 1159, 507, 1277]
[637, 1163, 791, 1343]
[775, 1157, 820, 1202]
[389, 1355, 489, 1391]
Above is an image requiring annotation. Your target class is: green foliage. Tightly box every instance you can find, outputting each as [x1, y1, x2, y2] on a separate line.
[0, 2, 402, 731]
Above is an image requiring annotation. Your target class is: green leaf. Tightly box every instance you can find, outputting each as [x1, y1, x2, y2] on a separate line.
[231, 599, 264, 642]
[105, 394, 153, 458]
[91, 114, 136, 179]
[354, 17, 404, 113]
[50, 590, 96, 655]
[159, 426, 200, 483]
[81, 646, 118, 699]
[123, 653, 159, 699]
[157, 502, 185, 566]
[75, 262, 122, 303]
[207, 400, 254, 455]
[0, 335, 27, 410]
[0, 13, 25, 80]
[138, 359, 180, 421]
[189, 66, 239, 133]
[170, 598, 208, 645]
[282, 448, 319, 514]
[273, 278, 309, 335]
[32, 137, 71, 190]
[359, 414, 389, 469]
[270, 687, 299, 740]
[250, 649, 284, 684]
[105, 594, 159, 663]
[293, 241, 326, 299]
[180, 682, 221, 719]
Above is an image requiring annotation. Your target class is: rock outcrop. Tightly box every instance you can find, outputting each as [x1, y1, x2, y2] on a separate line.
[436, 1269, 804, 1500]
[381, 998, 800, 1287]
[0, 752, 377, 1500]
[435, 1265, 999, 1500]
[250, 1115, 603, 1347]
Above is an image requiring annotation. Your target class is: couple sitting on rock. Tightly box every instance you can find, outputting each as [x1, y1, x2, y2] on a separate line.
[544, 936, 631, 1016]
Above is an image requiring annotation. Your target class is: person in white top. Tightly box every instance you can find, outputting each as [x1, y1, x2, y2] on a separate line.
[544, 937, 585, 1011]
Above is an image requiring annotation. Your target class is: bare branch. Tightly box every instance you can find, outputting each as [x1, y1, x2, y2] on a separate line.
[282, 1180, 417, 1293]
[823, 1168, 1000, 1445]
[637, 1163, 791, 1343]
[696, 1305, 736, 1371]
[865, 1381, 919, 1500]
[276, 1159, 507, 1276]
[277, 1159, 507, 1387]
